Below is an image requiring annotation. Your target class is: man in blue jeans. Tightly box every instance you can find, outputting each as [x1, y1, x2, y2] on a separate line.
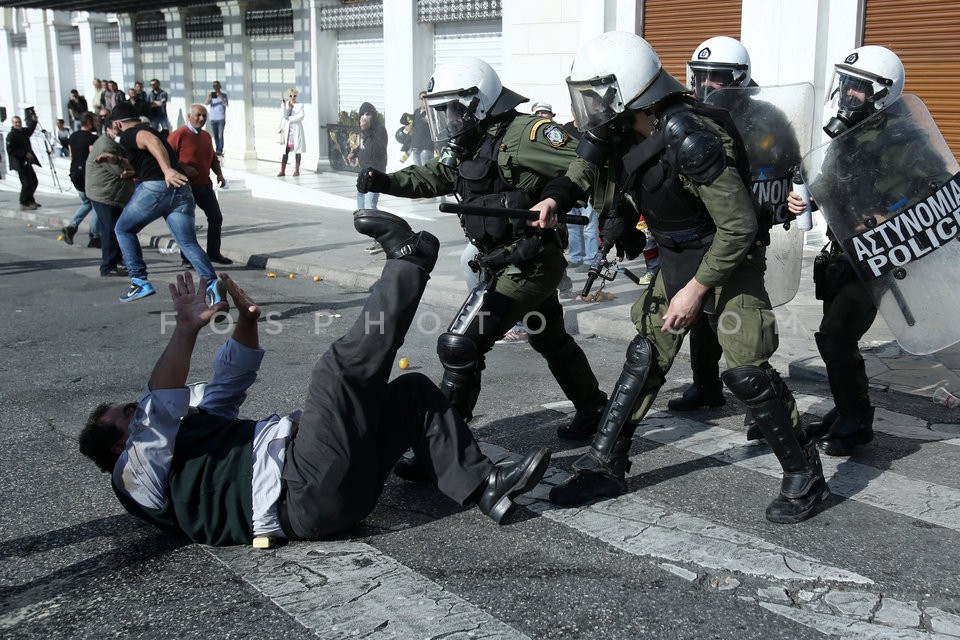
[110, 102, 221, 304]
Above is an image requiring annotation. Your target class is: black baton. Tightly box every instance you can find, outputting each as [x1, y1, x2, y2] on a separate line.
[439, 202, 589, 225]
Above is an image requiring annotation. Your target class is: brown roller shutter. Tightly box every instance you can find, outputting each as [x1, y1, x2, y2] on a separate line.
[641, 0, 743, 81]
[864, 0, 960, 156]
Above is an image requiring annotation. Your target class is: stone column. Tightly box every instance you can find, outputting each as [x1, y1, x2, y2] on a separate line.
[23, 9, 57, 127]
[162, 7, 190, 130]
[116, 13, 138, 94]
[222, 0, 256, 159]
[75, 11, 111, 101]
[305, 0, 338, 172]
[382, 0, 433, 172]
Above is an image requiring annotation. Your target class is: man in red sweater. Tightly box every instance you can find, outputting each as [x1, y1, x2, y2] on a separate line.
[167, 104, 232, 265]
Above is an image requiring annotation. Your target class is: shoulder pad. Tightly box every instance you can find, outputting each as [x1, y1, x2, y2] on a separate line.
[663, 111, 726, 186]
[530, 118, 569, 148]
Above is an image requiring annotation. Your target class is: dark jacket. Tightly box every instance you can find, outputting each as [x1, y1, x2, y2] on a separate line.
[5, 120, 41, 171]
[357, 103, 388, 172]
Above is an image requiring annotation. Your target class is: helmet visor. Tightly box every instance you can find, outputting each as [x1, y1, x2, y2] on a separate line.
[827, 62, 895, 114]
[424, 89, 480, 142]
[687, 62, 741, 100]
[567, 74, 625, 131]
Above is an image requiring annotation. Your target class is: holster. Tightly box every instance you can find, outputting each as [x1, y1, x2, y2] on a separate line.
[813, 242, 855, 302]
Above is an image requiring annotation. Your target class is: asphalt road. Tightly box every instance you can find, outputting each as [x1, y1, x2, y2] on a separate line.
[2, 217, 960, 640]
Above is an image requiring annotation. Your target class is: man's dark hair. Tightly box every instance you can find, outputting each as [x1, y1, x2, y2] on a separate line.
[79, 403, 122, 473]
[80, 111, 97, 128]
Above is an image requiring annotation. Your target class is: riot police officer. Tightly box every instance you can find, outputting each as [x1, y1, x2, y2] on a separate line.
[787, 46, 909, 456]
[357, 57, 607, 438]
[669, 38, 805, 444]
[532, 32, 828, 524]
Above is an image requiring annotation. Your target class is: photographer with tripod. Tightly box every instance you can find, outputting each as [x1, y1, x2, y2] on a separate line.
[5, 109, 42, 210]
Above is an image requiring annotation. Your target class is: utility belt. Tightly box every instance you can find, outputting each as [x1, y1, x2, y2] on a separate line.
[648, 226, 715, 251]
[813, 241, 856, 302]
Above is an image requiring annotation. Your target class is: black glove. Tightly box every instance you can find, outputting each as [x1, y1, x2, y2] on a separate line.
[357, 167, 389, 193]
[476, 237, 544, 271]
[476, 247, 511, 271]
[599, 215, 626, 252]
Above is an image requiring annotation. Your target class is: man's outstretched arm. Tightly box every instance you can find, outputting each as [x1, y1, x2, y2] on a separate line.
[150, 273, 228, 390]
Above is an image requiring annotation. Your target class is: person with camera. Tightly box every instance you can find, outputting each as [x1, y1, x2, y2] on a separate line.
[348, 102, 388, 210]
[5, 110, 42, 210]
[204, 81, 228, 157]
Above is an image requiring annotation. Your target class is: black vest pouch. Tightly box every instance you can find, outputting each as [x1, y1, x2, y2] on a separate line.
[654, 231, 715, 315]
[457, 158, 512, 244]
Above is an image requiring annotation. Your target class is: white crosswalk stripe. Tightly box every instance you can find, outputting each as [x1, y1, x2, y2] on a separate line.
[205, 396, 959, 639]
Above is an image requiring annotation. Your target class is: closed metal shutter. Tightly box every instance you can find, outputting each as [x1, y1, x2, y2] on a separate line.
[434, 21, 502, 77]
[249, 35, 296, 159]
[72, 46, 84, 94]
[108, 44, 123, 89]
[863, 0, 960, 156]
[336, 28, 385, 115]
[641, 0, 742, 81]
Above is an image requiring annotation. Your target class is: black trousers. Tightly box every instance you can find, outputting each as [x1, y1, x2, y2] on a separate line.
[18, 165, 38, 205]
[281, 259, 493, 539]
[191, 183, 224, 257]
[90, 201, 124, 274]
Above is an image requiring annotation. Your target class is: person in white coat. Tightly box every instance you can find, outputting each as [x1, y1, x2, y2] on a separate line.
[278, 87, 305, 176]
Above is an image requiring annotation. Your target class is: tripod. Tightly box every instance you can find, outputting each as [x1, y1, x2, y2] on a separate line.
[32, 116, 64, 192]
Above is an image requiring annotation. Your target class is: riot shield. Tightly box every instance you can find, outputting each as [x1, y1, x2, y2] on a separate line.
[707, 83, 815, 307]
[802, 94, 960, 355]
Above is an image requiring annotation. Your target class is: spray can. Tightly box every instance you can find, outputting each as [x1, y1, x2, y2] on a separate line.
[792, 166, 813, 231]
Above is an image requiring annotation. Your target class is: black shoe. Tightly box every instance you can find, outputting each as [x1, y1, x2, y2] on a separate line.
[817, 410, 874, 456]
[804, 407, 838, 442]
[210, 254, 234, 265]
[765, 442, 830, 523]
[478, 448, 551, 524]
[766, 477, 830, 523]
[666, 381, 725, 411]
[87, 237, 101, 249]
[557, 400, 606, 440]
[353, 209, 439, 272]
[393, 454, 431, 483]
[548, 468, 626, 506]
[62, 225, 77, 245]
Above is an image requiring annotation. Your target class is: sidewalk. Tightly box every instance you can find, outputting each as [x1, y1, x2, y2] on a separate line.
[3, 153, 960, 405]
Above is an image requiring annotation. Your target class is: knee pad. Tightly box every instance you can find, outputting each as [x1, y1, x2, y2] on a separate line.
[623, 335, 654, 381]
[437, 332, 480, 374]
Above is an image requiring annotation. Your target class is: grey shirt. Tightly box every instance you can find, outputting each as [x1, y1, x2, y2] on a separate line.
[84, 135, 135, 207]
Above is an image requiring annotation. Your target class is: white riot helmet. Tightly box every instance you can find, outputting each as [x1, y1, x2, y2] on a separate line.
[686, 36, 752, 100]
[824, 45, 904, 137]
[423, 56, 527, 143]
[567, 31, 687, 132]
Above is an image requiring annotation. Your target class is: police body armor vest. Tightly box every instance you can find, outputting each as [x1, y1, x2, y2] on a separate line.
[454, 113, 537, 252]
[620, 100, 753, 250]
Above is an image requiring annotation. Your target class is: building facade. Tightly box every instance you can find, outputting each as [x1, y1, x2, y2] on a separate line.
[1, 0, 957, 175]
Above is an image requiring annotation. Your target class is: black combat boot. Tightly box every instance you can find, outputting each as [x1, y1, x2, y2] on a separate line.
[722, 364, 829, 524]
[557, 397, 607, 440]
[549, 336, 652, 505]
[549, 436, 631, 505]
[667, 380, 725, 411]
[818, 408, 874, 456]
[814, 332, 875, 456]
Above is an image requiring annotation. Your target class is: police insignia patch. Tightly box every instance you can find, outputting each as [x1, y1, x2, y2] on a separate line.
[542, 124, 568, 148]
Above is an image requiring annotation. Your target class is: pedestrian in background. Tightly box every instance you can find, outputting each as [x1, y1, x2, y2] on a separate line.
[67, 89, 88, 132]
[277, 87, 305, 177]
[63, 111, 101, 248]
[168, 104, 233, 265]
[204, 80, 228, 156]
[149, 78, 171, 133]
[349, 101, 388, 210]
